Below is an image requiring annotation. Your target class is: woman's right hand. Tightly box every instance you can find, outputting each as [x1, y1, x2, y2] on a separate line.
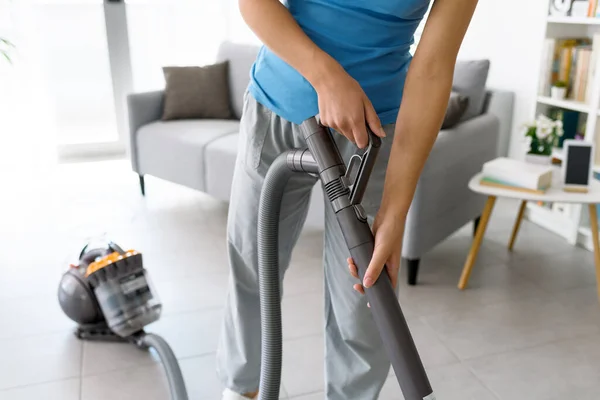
[313, 63, 386, 148]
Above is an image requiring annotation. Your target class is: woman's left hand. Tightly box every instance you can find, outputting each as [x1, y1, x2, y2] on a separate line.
[348, 210, 405, 296]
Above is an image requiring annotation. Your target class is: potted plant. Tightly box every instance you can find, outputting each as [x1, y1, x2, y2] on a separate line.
[551, 80, 568, 100]
[522, 114, 564, 165]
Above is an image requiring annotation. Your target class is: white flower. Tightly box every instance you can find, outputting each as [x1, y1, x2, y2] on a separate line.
[536, 123, 553, 139]
[537, 115, 553, 125]
[557, 127, 564, 137]
[556, 120, 563, 129]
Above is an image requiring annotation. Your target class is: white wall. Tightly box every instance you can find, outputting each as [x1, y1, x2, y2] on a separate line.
[457, 0, 550, 158]
[226, 0, 261, 45]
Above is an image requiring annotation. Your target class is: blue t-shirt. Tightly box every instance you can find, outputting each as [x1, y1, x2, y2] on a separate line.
[248, 0, 431, 125]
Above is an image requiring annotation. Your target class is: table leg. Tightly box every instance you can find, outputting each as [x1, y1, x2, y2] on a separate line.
[508, 200, 527, 251]
[587, 204, 600, 302]
[459, 196, 497, 290]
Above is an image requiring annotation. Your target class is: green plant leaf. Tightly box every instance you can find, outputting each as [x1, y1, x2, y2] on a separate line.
[1, 51, 11, 64]
[0, 38, 14, 47]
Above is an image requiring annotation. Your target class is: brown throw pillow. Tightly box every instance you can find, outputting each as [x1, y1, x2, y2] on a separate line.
[162, 61, 233, 120]
[442, 91, 470, 129]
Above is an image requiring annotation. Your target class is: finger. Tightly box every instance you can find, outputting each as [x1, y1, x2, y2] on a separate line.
[386, 260, 399, 290]
[387, 252, 401, 289]
[363, 244, 390, 289]
[353, 283, 365, 295]
[363, 97, 386, 138]
[337, 121, 355, 145]
[348, 263, 360, 280]
[352, 122, 368, 149]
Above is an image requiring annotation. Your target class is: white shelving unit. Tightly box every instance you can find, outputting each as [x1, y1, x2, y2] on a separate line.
[526, 9, 600, 250]
[548, 16, 600, 25]
[537, 95, 591, 112]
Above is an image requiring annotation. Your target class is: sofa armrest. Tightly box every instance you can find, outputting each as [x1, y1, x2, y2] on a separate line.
[403, 113, 500, 259]
[482, 89, 514, 158]
[423, 113, 500, 177]
[127, 90, 165, 172]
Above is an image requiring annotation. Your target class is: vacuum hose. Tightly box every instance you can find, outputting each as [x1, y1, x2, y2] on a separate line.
[136, 333, 189, 400]
[257, 154, 300, 399]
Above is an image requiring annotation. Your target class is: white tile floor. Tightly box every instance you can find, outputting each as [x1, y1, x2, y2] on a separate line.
[1, 159, 600, 400]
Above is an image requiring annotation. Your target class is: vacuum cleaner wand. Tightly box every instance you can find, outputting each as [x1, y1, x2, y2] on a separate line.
[298, 117, 434, 400]
[257, 117, 433, 400]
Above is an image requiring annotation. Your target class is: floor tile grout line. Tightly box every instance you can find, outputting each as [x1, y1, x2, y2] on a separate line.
[454, 330, 600, 365]
[286, 389, 322, 399]
[79, 340, 84, 400]
[417, 303, 600, 367]
[0, 327, 82, 346]
[417, 315, 462, 366]
[410, 273, 595, 322]
[0, 375, 80, 394]
[460, 360, 503, 400]
[78, 330, 329, 381]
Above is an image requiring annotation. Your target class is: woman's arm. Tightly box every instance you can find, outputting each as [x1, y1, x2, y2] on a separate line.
[238, 0, 386, 147]
[358, 0, 480, 290]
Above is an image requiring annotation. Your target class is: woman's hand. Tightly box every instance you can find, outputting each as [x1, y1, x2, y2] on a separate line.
[348, 210, 405, 296]
[314, 63, 386, 148]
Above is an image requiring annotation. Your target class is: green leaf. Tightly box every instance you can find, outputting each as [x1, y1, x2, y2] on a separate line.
[0, 38, 14, 47]
[1, 51, 11, 64]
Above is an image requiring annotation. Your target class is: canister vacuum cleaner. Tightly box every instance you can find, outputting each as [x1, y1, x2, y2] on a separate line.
[58, 241, 189, 400]
[57, 116, 433, 400]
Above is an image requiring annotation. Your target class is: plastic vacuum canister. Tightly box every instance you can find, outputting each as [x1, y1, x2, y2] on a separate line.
[85, 250, 162, 337]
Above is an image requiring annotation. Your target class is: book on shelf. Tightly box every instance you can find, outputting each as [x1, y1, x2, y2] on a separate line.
[480, 158, 553, 193]
[586, 34, 600, 103]
[538, 38, 556, 96]
[588, 0, 598, 17]
[594, 121, 600, 166]
[539, 36, 599, 102]
[548, 108, 582, 145]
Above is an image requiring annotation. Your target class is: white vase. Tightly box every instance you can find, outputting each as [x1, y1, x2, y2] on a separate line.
[525, 153, 552, 165]
[550, 86, 567, 100]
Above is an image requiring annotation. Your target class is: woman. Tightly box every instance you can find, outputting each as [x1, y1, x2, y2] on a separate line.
[217, 0, 479, 398]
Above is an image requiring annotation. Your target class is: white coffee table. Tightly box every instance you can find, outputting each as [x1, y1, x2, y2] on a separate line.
[460, 171, 600, 301]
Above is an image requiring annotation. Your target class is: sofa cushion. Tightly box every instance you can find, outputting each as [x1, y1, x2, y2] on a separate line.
[442, 91, 469, 129]
[162, 62, 233, 120]
[453, 59, 490, 122]
[217, 41, 260, 119]
[136, 120, 239, 191]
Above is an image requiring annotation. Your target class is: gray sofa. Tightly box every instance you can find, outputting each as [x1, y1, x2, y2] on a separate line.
[127, 41, 514, 285]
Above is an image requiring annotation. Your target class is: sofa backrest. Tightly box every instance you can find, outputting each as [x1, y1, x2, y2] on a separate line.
[481, 89, 515, 158]
[217, 41, 261, 119]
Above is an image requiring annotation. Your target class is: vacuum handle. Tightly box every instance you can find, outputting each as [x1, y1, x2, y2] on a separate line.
[348, 130, 381, 205]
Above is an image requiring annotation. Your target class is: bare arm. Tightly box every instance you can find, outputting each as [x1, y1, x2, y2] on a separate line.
[239, 0, 334, 91]
[381, 0, 479, 216]
[238, 0, 385, 147]
[358, 0, 479, 289]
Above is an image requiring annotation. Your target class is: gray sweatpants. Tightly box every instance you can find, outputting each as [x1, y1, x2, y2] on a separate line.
[216, 91, 396, 399]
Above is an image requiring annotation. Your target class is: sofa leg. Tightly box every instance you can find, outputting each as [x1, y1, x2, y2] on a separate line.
[139, 175, 146, 196]
[406, 258, 420, 286]
[473, 215, 482, 237]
